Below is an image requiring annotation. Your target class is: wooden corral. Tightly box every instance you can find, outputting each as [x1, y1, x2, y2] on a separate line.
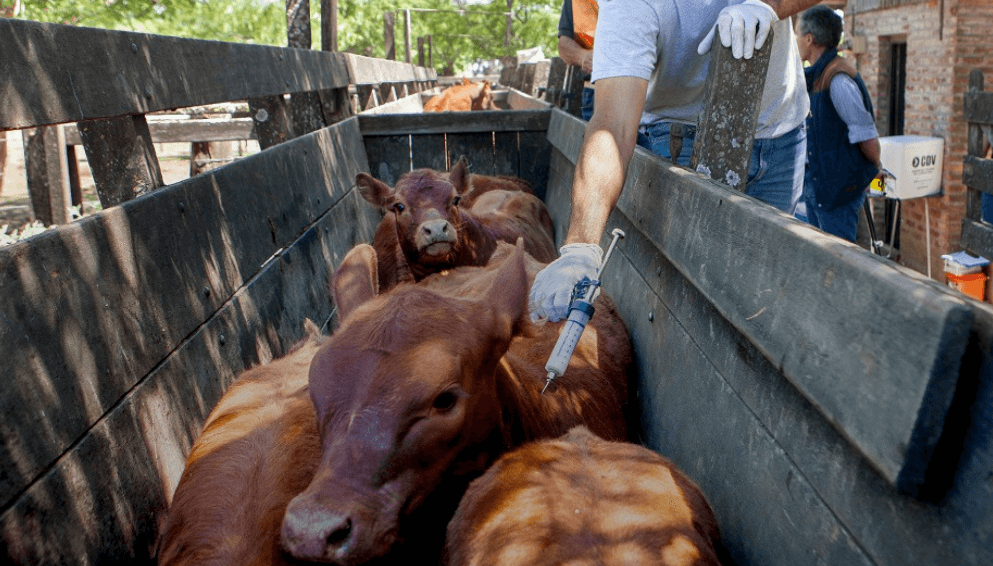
[3, 16, 993, 566]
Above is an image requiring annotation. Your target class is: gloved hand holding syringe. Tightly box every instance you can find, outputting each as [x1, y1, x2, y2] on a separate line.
[542, 228, 625, 394]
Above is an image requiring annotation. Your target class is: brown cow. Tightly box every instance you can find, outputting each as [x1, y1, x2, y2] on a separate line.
[157, 320, 326, 566]
[280, 241, 633, 565]
[424, 80, 499, 112]
[357, 157, 556, 290]
[446, 426, 724, 566]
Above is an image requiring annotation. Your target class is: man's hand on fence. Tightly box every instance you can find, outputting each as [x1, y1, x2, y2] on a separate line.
[697, 0, 779, 60]
[528, 243, 602, 323]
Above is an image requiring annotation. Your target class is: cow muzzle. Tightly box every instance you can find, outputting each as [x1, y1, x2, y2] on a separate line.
[281, 494, 397, 565]
[415, 219, 457, 256]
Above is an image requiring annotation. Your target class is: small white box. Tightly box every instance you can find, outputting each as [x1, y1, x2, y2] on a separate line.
[878, 136, 944, 200]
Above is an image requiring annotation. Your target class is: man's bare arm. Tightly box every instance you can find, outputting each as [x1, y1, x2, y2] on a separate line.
[564, 76, 649, 245]
[558, 35, 593, 73]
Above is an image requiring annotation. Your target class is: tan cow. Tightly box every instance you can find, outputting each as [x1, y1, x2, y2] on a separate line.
[157, 321, 326, 566]
[446, 425, 725, 566]
[281, 241, 634, 564]
[424, 80, 499, 112]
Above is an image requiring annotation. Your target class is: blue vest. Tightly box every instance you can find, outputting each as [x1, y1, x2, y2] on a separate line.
[804, 50, 879, 209]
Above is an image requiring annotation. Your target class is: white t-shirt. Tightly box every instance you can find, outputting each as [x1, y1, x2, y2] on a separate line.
[591, 0, 809, 139]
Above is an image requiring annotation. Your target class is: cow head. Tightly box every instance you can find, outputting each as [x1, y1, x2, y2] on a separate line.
[281, 242, 528, 564]
[357, 158, 472, 270]
[470, 81, 498, 111]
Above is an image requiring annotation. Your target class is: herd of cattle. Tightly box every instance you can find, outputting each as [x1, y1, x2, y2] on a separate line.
[155, 157, 727, 565]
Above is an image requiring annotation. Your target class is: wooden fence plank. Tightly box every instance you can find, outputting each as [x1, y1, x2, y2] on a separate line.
[21, 125, 71, 225]
[249, 96, 295, 150]
[691, 28, 772, 189]
[964, 155, 993, 195]
[363, 135, 413, 186]
[0, 19, 350, 130]
[77, 114, 164, 208]
[65, 118, 257, 146]
[358, 110, 550, 135]
[546, 108, 974, 495]
[0, 118, 368, 513]
[446, 133, 497, 176]
[409, 134, 448, 171]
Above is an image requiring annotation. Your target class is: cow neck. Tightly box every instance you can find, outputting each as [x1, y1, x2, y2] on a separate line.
[452, 211, 500, 268]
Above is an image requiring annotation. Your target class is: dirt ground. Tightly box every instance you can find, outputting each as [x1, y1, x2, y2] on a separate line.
[0, 130, 257, 235]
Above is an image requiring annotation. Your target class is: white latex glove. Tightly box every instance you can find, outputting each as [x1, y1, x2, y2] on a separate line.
[697, 0, 779, 60]
[528, 243, 603, 323]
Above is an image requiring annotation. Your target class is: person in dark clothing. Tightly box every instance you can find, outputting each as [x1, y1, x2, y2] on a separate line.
[797, 5, 883, 242]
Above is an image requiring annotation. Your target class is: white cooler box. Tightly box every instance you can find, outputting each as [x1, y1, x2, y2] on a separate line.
[878, 136, 944, 199]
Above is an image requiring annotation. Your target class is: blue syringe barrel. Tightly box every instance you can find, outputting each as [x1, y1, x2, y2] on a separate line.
[544, 300, 595, 377]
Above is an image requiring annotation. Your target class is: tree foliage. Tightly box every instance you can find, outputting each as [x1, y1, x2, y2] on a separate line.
[9, 0, 560, 75]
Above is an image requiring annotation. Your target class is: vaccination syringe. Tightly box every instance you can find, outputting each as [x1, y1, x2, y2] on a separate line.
[541, 228, 625, 394]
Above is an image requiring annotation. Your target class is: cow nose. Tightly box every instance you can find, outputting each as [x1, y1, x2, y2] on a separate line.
[420, 219, 452, 243]
[282, 505, 358, 562]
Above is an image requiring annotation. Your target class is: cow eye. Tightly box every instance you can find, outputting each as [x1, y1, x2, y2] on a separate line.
[432, 390, 459, 412]
[392, 203, 406, 214]
[451, 195, 461, 207]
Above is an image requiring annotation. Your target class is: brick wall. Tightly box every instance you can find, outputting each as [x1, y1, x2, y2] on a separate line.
[845, 0, 993, 281]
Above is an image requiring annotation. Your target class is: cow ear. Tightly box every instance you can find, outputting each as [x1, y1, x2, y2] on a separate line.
[449, 156, 471, 195]
[333, 244, 379, 322]
[476, 240, 528, 342]
[356, 173, 397, 209]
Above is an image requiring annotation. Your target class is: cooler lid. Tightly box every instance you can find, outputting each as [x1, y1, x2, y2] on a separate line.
[940, 251, 990, 268]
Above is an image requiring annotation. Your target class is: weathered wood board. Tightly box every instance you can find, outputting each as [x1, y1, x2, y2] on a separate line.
[0, 20, 354, 131]
[63, 118, 258, 146]
[359, 111, 552, 197]
[0, 117, 372, 541]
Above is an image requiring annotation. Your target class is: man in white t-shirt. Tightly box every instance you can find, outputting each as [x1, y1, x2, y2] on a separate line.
[530, 0, 821, 322]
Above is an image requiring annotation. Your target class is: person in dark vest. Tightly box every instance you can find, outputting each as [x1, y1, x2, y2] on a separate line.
[797, 5, 883, 242]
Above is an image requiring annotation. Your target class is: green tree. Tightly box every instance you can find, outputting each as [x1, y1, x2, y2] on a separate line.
[10, 0, 560, 73]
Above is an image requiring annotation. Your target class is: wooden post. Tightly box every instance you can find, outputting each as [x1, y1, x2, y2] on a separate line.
[0, 131, 7, 197]
[691, 29, 773, 191]
[76, 115, 164, 209]
[403, 9, 412, 64]
[286, 0, 310, 48]
[564, 66, 584, 117]
[249, 96, 295, 150]
[965, 70, 985, 222]
[546, 57, 567, 104]
[65, 145, 82, 210]
[321, 0, 337, 52]
[384, 12, 396, 61]
[286, 0, 325, 136]
[22, 126, 71, 225]
[418, 36, 425, 67]
[427, 34, 433, 69]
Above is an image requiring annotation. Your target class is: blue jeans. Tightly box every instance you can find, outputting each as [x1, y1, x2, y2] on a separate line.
[804, 190, 866, 243]
[581, 87, 594, 121]
[637, 122, 805, 215]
